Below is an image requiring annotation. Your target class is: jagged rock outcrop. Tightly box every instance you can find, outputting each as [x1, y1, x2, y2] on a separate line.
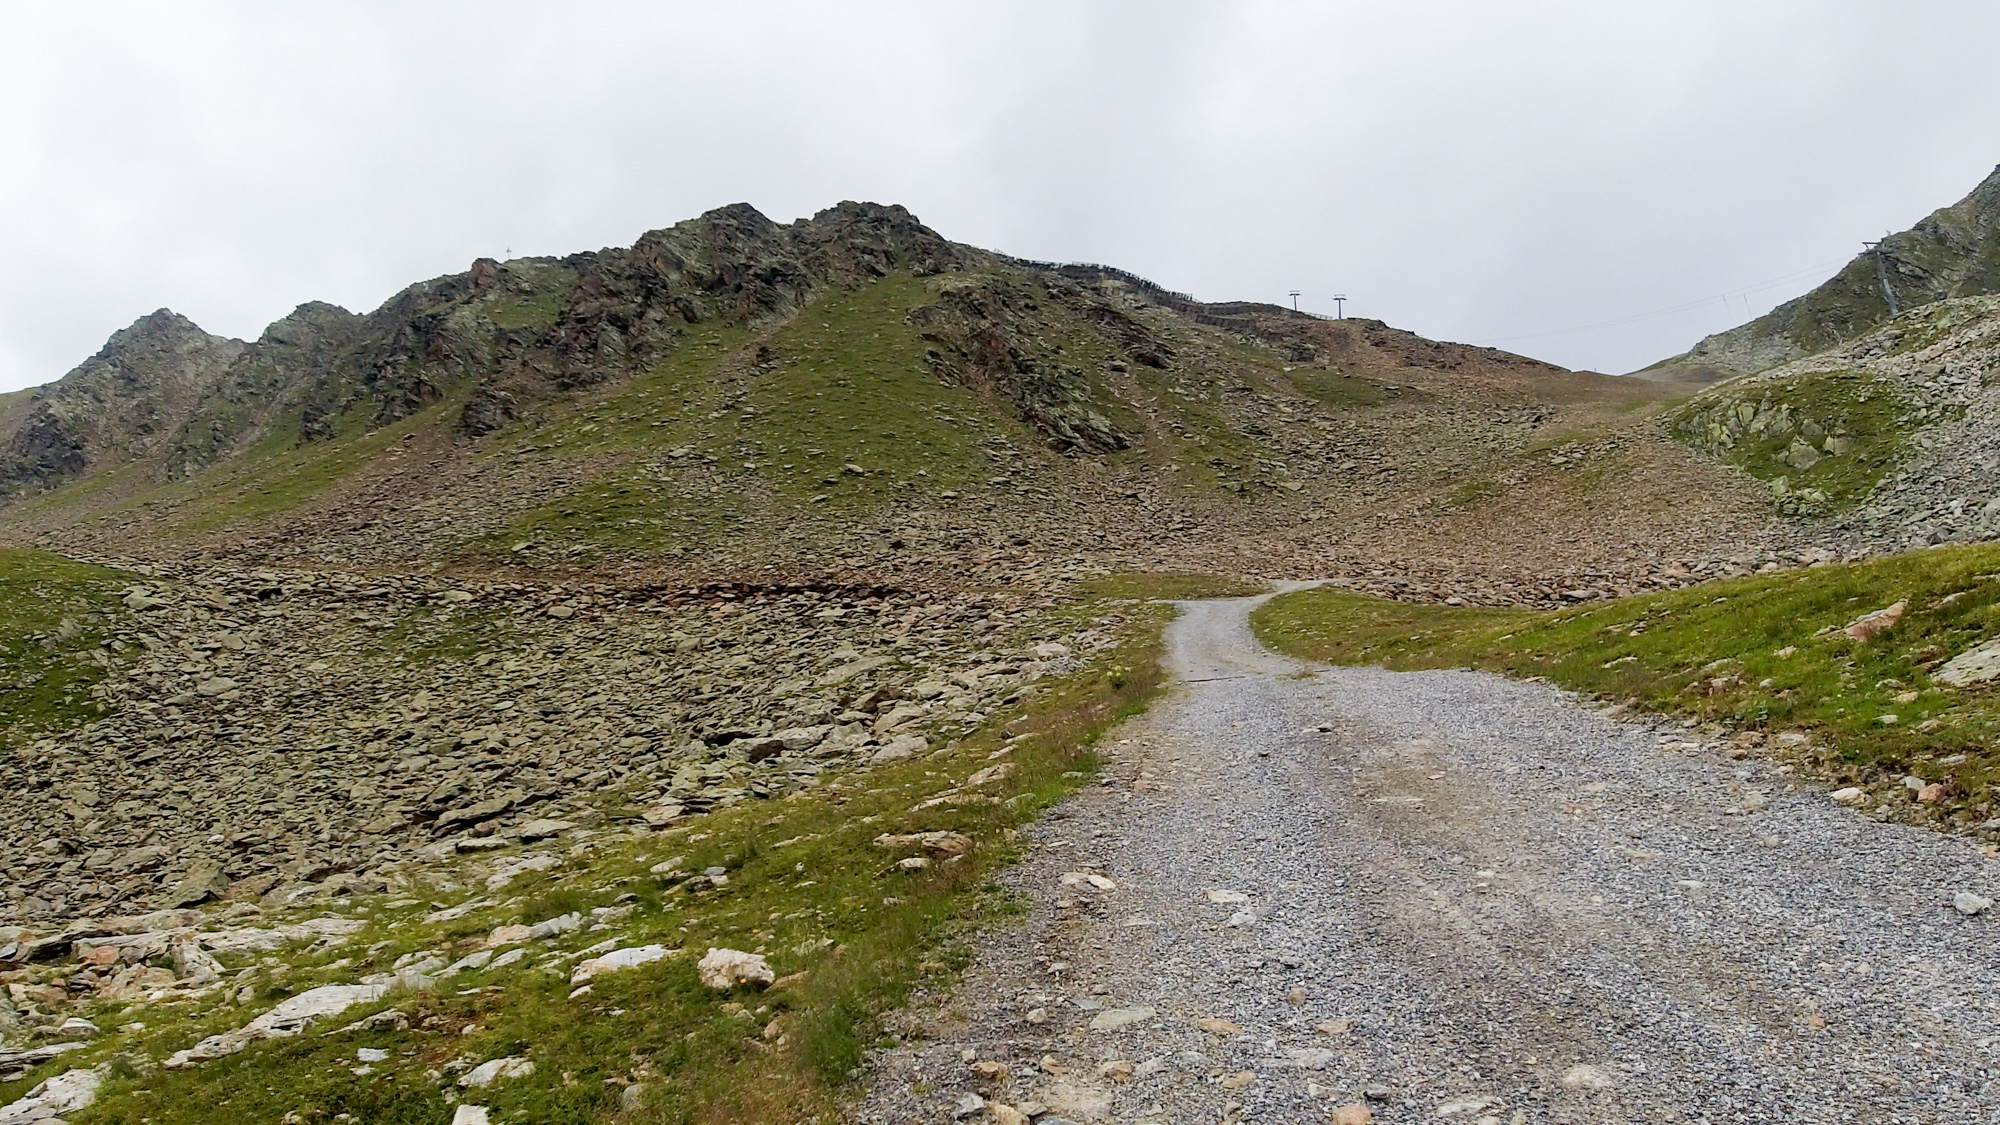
[137, 202, 971, 465]
[456, 201, 965, 436]
[0, 311, 242, 492]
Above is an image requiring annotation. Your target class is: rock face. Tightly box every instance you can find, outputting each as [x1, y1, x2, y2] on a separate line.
[143, 203, 965, 475]
[0, 310, 243, 492]
[1651, 164, 2000, 381]
[1936, 637, 2000, 687]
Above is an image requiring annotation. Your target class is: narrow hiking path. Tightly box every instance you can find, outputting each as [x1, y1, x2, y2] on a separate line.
[855, 593, 2000, 1125]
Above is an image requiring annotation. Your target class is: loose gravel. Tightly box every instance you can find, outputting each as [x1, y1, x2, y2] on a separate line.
[854, 593, 2000, 1124]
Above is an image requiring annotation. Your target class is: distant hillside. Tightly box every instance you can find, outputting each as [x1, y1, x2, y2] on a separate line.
[1649, 164, 2000, 382]
[0, 200, 1746, 598]
[1667, 291, 2000, 549]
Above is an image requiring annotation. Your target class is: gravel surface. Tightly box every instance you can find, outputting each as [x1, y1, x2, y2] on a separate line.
[855, 593, 2000, 1124]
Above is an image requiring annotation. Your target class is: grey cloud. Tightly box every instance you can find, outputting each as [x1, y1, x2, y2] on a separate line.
[3, 0, 1997, 390]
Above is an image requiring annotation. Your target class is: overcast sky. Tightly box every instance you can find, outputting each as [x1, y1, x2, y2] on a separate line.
[4, 2, 1997, 390]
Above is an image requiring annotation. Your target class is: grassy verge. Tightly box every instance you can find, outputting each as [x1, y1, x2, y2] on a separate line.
[0, 549, 145, 745]
[1072, 571, 1270, 600]
[23, 603, 1173, 1125]
[1252, 543, 2000, 830]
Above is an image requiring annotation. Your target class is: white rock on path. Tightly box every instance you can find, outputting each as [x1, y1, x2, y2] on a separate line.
[0, 1068, 102, 1125]
[1560, 1062, 1617, 1091]
[450, 1106, 490, 1125]
[163, 982, 390, 1067]
[1087, 1006, 1156, 1031]
[696, 947, 775, 990]
[1952, 891, 1993, 916]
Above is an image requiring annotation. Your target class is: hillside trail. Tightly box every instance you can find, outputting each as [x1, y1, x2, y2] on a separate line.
[855, 591, 2000, 1125]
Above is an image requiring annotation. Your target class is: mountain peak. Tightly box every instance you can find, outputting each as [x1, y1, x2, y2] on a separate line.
[1650, 162, 2000, 381]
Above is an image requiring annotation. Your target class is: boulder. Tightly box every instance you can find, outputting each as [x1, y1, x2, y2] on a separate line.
[164, 982, 390, 1067]
[1842, 601, 1906, 641]
[168, 862, 229, 907]
[1936, 637, 2000, 688]
[572, 944, 671, 985]
[696, 947, 774, 990]
[459, 1056, 535, 1088]
[0, 1067, 102, 1125]
[872, 831, 973, 857]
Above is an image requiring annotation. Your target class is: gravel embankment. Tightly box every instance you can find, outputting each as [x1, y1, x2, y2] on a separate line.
[856, 593, 2000, 1124]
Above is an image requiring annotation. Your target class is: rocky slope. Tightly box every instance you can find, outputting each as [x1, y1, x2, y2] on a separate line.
[1667, 293, 2000, 550]
[0, 202, 1761, 607]
[1650, 163, 2000, 382]
[0, 543, 1172, 1124]
[0, 557, 1107, 927]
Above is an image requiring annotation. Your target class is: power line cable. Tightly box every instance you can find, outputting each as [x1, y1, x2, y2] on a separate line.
[1462, 256, 1855, 345]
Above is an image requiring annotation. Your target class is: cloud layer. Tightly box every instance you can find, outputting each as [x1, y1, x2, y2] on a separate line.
[4, 1, 1996, 389]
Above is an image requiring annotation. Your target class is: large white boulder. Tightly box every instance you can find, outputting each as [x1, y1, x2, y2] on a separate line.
[696, 947, 774, 990]
[0, 1068, 103, 1125]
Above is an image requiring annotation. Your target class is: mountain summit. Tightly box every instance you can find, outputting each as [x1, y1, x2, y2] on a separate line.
[1650, 164, 2000, 381]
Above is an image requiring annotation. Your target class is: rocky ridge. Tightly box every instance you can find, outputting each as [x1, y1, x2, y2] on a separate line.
[0, 312, 242, 491]
[1653, 163, 2000, 382]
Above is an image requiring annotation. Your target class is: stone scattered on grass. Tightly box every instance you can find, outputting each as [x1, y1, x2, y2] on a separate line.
[460, 1056, 536, 1088]
[696, 947, 775, 990]
[0, 1067, 101, 1125]
[873, 830, 973, 856]
[1841, 601, 1906, 641]
[165, 982, 390, 1068]
[1936, 637, 2000, 687]
[573, 945, 672, 985]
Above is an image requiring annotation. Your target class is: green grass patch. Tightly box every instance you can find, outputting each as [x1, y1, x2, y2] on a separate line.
[0, 549, 144, 745]
[1253, 544, 2000, 828]
[1424, 476, 1502, 514]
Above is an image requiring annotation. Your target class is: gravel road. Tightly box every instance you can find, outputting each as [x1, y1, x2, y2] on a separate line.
[855, 592, 2000, 1124]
